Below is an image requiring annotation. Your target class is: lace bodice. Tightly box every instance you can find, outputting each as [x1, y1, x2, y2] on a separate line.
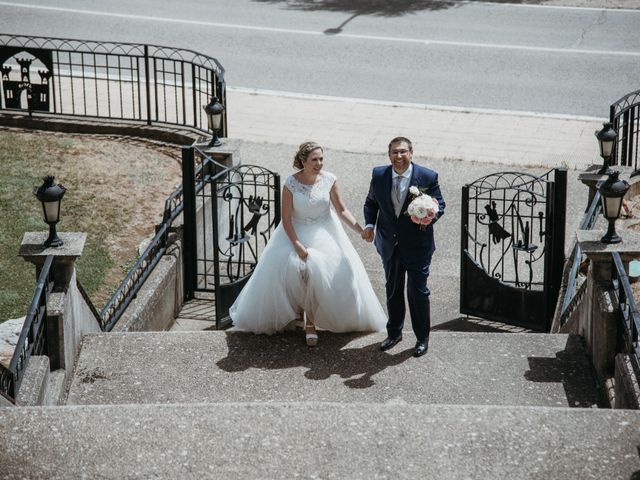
[284, 171, 336, 223]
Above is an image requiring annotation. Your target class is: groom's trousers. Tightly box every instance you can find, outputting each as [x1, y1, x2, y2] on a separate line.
[383, 246, 431, 343]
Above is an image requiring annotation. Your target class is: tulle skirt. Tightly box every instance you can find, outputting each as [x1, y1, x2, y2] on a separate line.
[229, 211, 387, 334]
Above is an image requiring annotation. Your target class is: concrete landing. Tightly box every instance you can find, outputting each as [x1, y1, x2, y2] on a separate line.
[67, 331, 601, 408]
[1, 403, 638, 479]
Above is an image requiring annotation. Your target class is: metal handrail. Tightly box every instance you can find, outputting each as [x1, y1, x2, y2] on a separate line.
[98, 146, 231, 331]
[99, 221, 172, 331]
[611, 252, 640, 379]
[558, 191, 602, 325]
[0, 255, 54, 402]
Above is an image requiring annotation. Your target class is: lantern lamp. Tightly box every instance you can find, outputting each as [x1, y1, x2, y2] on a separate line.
[595, 122, 617, 175]
[33, 175, 66, 247]
[203, 96, 225, 147]
[597, 171, 629, 244]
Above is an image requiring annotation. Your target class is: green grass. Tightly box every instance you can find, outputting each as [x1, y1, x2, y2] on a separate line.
[0, 131, 115, 321]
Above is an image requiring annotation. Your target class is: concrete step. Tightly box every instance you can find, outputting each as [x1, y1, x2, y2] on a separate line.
[67, 331, 601, 408]
[1, 402, 638, 479]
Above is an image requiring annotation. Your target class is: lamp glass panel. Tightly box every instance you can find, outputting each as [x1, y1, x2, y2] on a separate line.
[602, 140, 614, 157]
[602, 195, 622, 220]
[209, 113, 222, 129]
[43, 200, 60, 223]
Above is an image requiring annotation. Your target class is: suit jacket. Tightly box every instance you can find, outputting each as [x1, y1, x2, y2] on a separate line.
[364, 162, 445, 269]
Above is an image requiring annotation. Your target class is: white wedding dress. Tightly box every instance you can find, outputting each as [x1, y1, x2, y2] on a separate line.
[229, 171, 387, 334]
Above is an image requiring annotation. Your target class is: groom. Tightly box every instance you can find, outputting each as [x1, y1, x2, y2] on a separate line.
[362, 137, 445, 357]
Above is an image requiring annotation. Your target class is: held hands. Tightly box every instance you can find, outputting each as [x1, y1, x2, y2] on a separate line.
[361, 227, 374, 243]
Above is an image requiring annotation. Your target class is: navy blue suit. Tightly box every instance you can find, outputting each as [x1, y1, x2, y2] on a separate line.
[364, 162, 445, 342]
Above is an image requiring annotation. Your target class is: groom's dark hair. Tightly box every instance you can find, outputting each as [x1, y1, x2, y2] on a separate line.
[388, 136, 413, 153]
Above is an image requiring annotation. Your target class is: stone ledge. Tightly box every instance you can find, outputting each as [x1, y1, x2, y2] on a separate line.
[0, 112, 205, 146]
[66, 331, 602, 408]
[15, 356, 49, 406]
[1, 402, 639, 479]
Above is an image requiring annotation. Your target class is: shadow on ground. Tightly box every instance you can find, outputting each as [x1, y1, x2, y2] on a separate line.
[253, 0, 540, 17]
[524, 335, 607, 408]
[216, 330, 413, 388]
[432, 316, 534, 333]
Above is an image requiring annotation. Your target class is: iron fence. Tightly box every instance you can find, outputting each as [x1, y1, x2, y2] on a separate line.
[0, 255, 54, 402]
[0, 33, 226, 136]
[610, 89, 640, 173]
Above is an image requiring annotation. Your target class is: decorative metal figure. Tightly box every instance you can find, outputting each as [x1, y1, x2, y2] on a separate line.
[484, 201, 511, 244]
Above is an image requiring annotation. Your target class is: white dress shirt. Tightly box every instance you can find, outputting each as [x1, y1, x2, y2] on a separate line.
[392, 164, 413, 216]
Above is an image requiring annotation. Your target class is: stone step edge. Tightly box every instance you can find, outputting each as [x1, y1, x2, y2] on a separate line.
[11, 400, 608, 413]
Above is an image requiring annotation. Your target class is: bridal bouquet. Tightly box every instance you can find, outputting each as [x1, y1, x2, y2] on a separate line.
[407, 186, 438, 229]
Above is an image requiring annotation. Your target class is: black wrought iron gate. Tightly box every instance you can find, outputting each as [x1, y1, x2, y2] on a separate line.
[182, 146, 280, 329]
[460, 169, 567, 331]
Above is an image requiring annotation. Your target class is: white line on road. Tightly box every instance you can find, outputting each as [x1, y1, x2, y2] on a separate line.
[1, 1, 639, 57]
[470, 1, 640, 13]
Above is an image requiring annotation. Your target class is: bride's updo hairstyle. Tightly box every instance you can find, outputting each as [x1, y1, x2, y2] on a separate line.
[293, 141, 323, 170]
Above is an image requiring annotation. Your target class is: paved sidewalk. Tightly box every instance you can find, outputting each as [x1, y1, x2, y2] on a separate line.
[211, 88, 598, 332]
[228, 88, 606, 170]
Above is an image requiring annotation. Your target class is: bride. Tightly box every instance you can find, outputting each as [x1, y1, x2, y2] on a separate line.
[229, 141, 387, 345]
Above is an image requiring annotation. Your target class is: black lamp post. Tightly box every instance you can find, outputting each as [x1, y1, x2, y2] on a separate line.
[597, 171, 629, 244]
[203, 96, 224, 147]
[595, 122, 617, 175]
[33, 175, 66, 247]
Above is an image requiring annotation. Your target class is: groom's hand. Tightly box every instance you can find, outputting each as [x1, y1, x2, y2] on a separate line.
[361, 227, 374, 243]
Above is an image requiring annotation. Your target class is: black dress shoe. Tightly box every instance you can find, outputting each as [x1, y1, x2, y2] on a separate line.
[413, 341, 428, 357]
[380, 334, 402, 351]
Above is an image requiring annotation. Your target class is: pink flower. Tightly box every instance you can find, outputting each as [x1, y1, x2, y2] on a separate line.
[411, 215, 432, 226]
[407, 191, 438, 230]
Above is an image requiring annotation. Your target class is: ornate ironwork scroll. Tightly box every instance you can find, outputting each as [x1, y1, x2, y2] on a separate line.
[461, 169, 567, 331]
[182, 145, 280, 329]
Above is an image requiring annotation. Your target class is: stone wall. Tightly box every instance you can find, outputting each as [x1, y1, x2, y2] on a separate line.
[112, 234, 184, 332]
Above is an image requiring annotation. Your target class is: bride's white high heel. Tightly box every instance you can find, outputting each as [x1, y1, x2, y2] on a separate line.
[305, 323, 318, 347]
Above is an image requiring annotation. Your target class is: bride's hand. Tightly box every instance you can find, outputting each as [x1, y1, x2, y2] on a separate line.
[295, 243, 308, 260]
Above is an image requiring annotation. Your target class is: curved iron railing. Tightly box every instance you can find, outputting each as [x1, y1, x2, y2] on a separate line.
[0, 33, 227, 136]
[0, 255, 54, 402]
[610, 89, 640, 173]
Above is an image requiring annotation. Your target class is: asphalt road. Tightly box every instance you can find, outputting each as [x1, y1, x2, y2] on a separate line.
[0, 0, 639, 117]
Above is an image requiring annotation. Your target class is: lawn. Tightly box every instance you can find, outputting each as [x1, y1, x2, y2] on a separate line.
[0, 128, 182, 322]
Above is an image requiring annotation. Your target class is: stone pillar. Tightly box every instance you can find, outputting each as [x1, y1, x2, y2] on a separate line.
[577, 229, 640, 382]
[19, 232, 87, 370]
[198, 138, 242, 169]
[578, 166, 608, 212]
[578, 165, 633, 212]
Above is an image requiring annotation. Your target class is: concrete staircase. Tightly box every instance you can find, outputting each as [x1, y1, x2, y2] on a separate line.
[2, 329, 640, 478]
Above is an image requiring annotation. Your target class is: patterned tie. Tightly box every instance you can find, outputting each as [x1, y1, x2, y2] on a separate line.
[393, 175, 403, 216]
